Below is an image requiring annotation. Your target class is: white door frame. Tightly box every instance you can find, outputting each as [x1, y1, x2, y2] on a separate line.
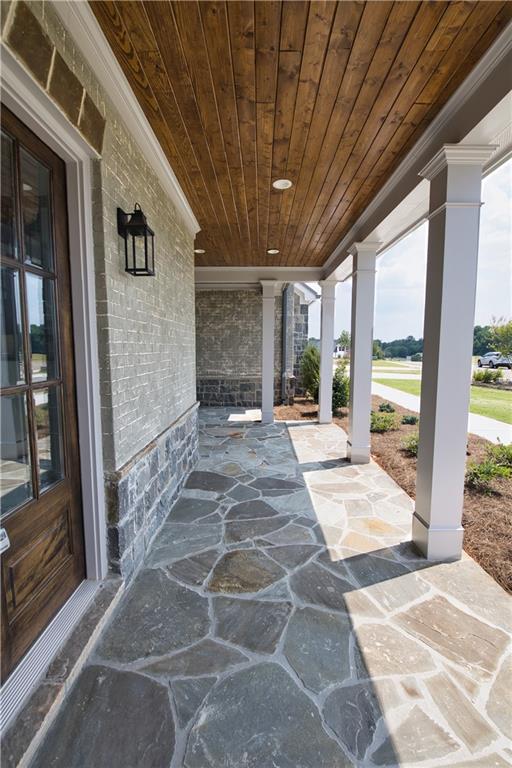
[1, 43, 107, 581]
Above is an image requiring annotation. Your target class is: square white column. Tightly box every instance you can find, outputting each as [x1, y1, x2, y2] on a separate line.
[318, 280, 337, 424]
[414, 144, 495, 561]
[347, 243, 379, 464]
[260, 280, 276, 424]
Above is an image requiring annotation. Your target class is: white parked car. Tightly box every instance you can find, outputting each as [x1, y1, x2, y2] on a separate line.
[477, 351, 511, 369]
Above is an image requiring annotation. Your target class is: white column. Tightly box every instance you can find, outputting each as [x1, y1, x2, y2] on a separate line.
[260, 280, 276, 424]
[347, 242, 379, 464]
[414, 144, 495, 561]
[318, 280, 337, 423]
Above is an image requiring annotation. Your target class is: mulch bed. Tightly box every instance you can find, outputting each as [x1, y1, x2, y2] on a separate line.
[275, 396, 512, 593]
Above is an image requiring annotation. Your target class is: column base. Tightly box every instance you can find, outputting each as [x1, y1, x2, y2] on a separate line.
[412, 512, 463, 562]
[318, 410, 332, 425]
[347, 440, 370, 464]
[261, 409, 274, 425]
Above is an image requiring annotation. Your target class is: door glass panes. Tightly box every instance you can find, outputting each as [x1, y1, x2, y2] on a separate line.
[0, 393, 32, 515]
[34, 387, 63, 492]
[1, 267, 25, 386]
[1, 131, 17, 260]
[26, 272, 59, 382]
[20, 149, 53, 271]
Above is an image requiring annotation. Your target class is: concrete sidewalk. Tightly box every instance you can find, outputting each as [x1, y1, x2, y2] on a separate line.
[372, 382, 512, 444]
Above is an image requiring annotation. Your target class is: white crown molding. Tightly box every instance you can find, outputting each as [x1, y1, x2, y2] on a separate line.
[419, 144, 497, 179]
[322, 21, 512, 278]
[348, 241, 383, 256]
[51, 0, 200, 238]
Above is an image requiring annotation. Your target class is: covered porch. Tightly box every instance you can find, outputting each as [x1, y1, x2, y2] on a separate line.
[20, 408, 510, 767]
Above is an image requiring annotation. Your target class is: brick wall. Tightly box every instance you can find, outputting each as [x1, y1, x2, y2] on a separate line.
[3, 1, 199, 577]
[195, 289, 282, 407]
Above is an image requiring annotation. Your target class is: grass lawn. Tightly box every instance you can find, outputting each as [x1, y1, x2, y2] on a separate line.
[373, 378, 512, 424]
[371, 359, 417, 369]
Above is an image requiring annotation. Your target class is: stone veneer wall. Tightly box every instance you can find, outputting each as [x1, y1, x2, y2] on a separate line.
[195, 290, 282, 408]
[293, 293, 309, 394]
[2, 1, 198, 578]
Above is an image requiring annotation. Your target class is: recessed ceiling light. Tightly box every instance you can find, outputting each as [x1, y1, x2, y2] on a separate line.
[272, 179, 293, 190]
[194, 248, 206, 254]
[267, 248, 280, 255]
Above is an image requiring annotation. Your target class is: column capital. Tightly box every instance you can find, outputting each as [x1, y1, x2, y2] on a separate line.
[348, 241, 381, 257]
[419, 144, 497, 181]
[318, 280, 337, 300]
[260, 279, 277, 298]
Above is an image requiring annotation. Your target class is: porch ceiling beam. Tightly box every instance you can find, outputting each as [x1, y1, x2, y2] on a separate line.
[194, 266, 324, 287]
[323, 21, 512, 280]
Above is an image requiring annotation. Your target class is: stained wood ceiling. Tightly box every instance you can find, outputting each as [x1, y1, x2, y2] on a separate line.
[91, 1, 511, 267]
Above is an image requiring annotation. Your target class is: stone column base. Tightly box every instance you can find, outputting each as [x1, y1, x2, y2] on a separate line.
[347, 440, 370, 464]
[412, 512, 463, 562]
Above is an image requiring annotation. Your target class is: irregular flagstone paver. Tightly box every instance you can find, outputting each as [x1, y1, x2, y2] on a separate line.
[168, 497, 219, 523]
[323, 683, 382, 760]
[267, 489, 315, 515]
[95, 570, 209, 663]
[284, 607, 351, 692]
[355, 624, 436, 677]
[290, 562, 351, 611]
[258, 578, 294, 601]
[226, 483, 260, 501]
[31, 666, 175, 768]
[224, 516, 291, 544]
[425, 672, 497, 751]
[141, 639, 248, 677]
[167, 548, 220, 587]
[419, 558, 512, 632]
[486, 654, 512, 739]
[266, 544, 321, 570]
[208, 549, 286, 594]
[184, 663, 350, 768]
[148, 523, 222, 565]
[371, 705, 459, 765]
[249, 476, 303, 491]
[263, 522, 316, 546]
[394, 595, 509, 681]
[446, 756, 512, 768]
[224, 499, 279, 521]
[213, 597, 292, 653]
[170, 677, 217, 728]
[186, 471, 236, 493]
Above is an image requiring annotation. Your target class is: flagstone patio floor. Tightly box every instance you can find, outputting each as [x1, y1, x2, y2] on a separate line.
[29, 408, 511, 767]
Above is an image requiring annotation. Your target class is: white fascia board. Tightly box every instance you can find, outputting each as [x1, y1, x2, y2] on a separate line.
[194, 266, 324, 286]
[51, 1, 200, 238]
[295, 282, 321, 303]
[323, 22, 512, 279]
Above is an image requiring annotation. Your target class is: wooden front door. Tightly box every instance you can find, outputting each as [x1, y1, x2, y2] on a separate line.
[0, 107, 85, 681]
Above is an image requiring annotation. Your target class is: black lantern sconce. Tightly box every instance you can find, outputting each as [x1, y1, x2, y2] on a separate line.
[117, 204, 155, 276]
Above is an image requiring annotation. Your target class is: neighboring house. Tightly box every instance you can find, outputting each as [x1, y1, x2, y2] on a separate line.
[0, 0, 510, 756]
[334, 344, 349, 359]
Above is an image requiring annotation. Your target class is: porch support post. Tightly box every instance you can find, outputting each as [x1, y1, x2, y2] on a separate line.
[413, 144, 495, 561]
[261, 280, 276, 424]
[347, 242, 379, 464]
[318, 280, 337, 423]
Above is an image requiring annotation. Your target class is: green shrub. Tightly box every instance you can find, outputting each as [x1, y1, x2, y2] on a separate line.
[378, 401, 395, 413]
[401, 432, 419, 457]
[486, 442, 512, 469]
[411, 353, 422, 362]
[401, 414, 419, 425]
[473, 368, 503, 384]
[465, 460, 510, 493]
[370, 411, 399, 433]
[332, 361, 349, 411]
[300, 343, 320, 401]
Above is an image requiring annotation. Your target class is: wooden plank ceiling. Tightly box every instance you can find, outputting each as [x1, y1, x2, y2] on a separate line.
[91, 1, 511, 267]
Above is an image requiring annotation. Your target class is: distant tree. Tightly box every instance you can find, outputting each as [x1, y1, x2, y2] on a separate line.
[300, 343, 320, 401]
[491, 318, 512, 358]
[473, 325, 493, 356]
[338, 330, 351, 350]
[373, 340, 385, 359]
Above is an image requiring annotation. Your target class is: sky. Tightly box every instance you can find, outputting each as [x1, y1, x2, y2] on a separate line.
[308, 158, 511, 342]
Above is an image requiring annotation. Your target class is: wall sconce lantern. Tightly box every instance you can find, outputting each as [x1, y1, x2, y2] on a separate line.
[117, 204, 155, 276]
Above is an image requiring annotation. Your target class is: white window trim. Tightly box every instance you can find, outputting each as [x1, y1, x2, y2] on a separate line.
[1, 43, 107, 580]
